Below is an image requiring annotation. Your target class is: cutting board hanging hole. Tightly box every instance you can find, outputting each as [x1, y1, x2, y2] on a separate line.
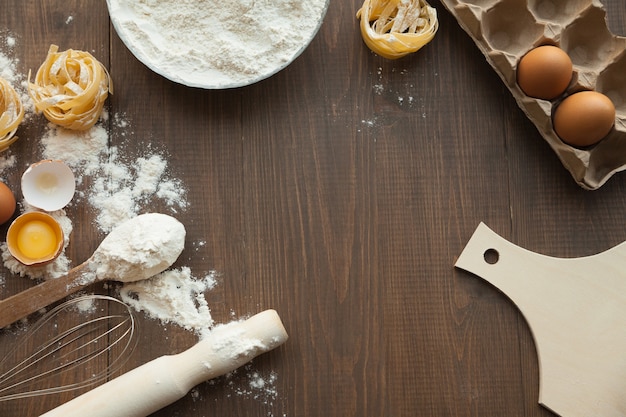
[483, 248, 499, 264]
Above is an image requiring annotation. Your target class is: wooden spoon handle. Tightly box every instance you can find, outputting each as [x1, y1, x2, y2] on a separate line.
[0, 263, 92, 329]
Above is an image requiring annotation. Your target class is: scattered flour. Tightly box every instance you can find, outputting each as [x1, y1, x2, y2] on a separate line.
[40, 123, 108, 177]
[216, 363, 282, 411]
[119, 267, 218, 337]
[71, 294, 99, 314]
[0, 45, 19, 83]
[0, 152, 16, 181]
[5, 36, 15, 49]
[244, 369, 279, 403]
[0, 114, 189, 279]
[0, 31, 193, 316]
[1, 29, 284, 412]
[0, 34, 33, 117]
[40, 116, 188, 233]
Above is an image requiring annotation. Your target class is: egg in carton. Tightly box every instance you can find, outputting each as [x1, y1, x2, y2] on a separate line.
[440, 0, 626, 189]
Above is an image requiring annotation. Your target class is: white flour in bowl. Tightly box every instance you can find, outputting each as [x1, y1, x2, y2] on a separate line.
[107, 0, 329, 88]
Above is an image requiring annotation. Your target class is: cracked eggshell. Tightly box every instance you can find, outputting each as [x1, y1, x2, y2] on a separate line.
[21, 160, 76, 212]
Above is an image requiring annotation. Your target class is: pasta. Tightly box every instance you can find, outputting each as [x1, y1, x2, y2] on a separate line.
[356, 0, 438, 60]
[28, 45, 112, 131]
[0, 76, 24, 152]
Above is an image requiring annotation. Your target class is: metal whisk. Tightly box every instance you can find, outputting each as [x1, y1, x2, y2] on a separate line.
[0, 294, 137, 401]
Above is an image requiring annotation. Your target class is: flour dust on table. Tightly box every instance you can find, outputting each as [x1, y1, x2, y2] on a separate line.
[0, 24, 287, 414]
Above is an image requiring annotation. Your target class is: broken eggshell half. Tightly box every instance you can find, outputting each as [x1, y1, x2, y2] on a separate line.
[21, 160, 76, 212]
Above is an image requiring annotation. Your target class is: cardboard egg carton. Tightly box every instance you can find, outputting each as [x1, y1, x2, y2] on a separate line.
[440, 0, 626, 189]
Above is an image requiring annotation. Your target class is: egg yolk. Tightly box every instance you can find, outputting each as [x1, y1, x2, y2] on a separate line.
[16, 220, 58, 259]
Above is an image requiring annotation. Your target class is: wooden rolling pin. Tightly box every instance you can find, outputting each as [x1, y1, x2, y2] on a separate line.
[40, 309, 288, 417]
[455, 223, 626, 417]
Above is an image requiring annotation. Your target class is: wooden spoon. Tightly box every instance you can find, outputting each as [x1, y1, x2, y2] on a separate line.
[0, 213, 185, 329]
[455, 222, 626, 417]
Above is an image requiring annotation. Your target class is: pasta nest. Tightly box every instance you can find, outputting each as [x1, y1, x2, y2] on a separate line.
[357, 0, 439, 59]
[28, 45, 112, 131]
[0, 76, 24, 152]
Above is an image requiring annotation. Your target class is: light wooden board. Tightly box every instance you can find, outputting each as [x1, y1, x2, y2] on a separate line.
[456, 222, 626, 417]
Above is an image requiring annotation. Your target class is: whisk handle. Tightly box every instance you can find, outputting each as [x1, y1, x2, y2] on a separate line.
[40, 309, 289, 417]
[0, 263, 92, 328]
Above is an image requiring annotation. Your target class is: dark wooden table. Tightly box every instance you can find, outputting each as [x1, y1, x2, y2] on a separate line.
[1, 1, 625, 416]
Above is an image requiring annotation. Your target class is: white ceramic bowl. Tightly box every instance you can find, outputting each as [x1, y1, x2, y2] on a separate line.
[106, 0, 330, 89]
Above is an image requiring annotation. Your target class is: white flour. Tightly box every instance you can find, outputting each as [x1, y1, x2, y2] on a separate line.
[40, 117, 188, 232]
[0, 115, 189, 278]
[0, 153, 15, 181]
[107, 0, 328, 87]
[1, 29, 284, 412]
[0, 36, 32, 118]
[90, 213, 186, 284]
[0, 36, 19, 84]
[119, 266, 218, 337]
[0, 33, 209, 335]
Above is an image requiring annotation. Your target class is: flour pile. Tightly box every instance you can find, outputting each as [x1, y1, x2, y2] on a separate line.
[120, 267, 218, 338]
[107, 0, 328, 87]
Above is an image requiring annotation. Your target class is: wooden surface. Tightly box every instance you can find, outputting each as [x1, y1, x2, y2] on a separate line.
[0, 1, 625, 416]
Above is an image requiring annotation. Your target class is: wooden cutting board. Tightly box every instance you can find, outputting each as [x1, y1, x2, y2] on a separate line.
[455, 223, 626, 417]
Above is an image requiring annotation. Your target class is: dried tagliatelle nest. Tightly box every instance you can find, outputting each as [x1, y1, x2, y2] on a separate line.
[356, 0, 438, 59]
[28, 44, 112, 131]
[0, 76, 24, 152]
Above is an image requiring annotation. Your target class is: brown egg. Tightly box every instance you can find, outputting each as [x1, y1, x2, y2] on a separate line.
[553, 91, 615, 147]
[0, 181, 16, 225]
[517, 45, 573, 100]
